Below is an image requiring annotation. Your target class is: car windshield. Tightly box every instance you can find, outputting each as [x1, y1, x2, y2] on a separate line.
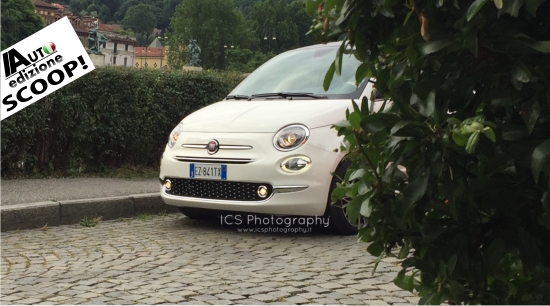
[228, 44, 366, 100]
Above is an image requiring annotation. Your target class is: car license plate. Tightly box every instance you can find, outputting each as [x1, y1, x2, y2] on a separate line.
[190, 164, 227, 180]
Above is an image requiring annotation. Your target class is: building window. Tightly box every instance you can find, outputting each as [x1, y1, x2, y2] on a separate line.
[114, 43, 118, 53]
[113, 56, 117, 65]
[124, 58, 128, 66]
[103, 42, 106, 48]
[125, 44, 128, 51]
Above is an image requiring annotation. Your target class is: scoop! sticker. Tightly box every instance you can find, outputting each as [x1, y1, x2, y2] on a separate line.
[1, 17, 95, 121]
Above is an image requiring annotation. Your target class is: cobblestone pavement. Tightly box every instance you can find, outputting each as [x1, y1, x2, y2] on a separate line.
[1, 214, 418, 305]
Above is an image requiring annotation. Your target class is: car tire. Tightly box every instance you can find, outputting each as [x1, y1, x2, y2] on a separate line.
[325, 160, 364, 235]
[178, 207, 212, 220]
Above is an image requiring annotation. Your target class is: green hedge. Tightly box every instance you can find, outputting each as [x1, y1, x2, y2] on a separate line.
[1, 67, 245, 176]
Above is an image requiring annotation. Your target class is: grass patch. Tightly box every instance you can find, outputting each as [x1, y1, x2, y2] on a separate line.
[136, 213, 153, 221]
[80, 215, 103, 227]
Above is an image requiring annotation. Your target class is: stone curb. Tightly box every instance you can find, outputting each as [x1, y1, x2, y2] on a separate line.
[0, 193, 179, 232]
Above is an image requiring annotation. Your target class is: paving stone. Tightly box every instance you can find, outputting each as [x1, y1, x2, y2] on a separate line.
[338, 298, 365, 305]
[318, 282, 345, 290]
[140, 297, 167, 304]
[382, 296, 408, 303]
[249, 294, 277, 302]
[335, 287, 361, 295]
[313, 298, 340, 304]
[349, 283, 378, 291]
[365, 299, 390, 305]
[216, 293, 246, 300]
[14, 298, 42, 304]
[284, 295, 310, 304]
[278, 286, 303, 294]
[0, 215, 410, 306]
[297, 292, 322, 299]
[74, 292, 101, 299]
[302, 285, 331, 293]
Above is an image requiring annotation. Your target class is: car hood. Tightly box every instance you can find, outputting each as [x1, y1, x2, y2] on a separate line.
[180, 99, 352, 132]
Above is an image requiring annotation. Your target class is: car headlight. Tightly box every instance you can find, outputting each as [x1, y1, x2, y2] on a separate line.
[168, 123, 183, 148]
[273, 124, 309, 151]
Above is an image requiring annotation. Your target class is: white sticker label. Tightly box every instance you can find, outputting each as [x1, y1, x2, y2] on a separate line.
[1, 17, 95, 121]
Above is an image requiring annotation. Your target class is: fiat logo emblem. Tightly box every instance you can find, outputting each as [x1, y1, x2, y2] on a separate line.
[207, 140, 219, 155]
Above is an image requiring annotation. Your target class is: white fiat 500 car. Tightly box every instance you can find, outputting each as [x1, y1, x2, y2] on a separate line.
[160, 42, 378, 234]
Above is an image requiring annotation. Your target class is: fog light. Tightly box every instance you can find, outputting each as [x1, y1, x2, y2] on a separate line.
[164, 179, 172, 191]
[257, 186, 268, 198]
[281, 156, 311, 173]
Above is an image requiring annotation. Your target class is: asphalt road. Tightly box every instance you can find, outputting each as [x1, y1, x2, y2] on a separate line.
[1, 178, 159, 205]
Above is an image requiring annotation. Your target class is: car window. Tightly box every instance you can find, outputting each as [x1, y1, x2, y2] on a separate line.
[229, 45, 367, 99]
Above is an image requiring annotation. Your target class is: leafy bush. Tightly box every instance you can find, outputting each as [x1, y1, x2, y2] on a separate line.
[310, 0, 550, 304]
[1, 67, 245, 176]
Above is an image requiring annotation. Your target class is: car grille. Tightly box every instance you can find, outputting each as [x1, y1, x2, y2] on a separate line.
[164, 178, 273, 201]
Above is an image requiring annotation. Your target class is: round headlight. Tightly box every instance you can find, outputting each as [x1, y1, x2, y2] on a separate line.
[168, 123, 183, 148]
[273, 125, 309, 151]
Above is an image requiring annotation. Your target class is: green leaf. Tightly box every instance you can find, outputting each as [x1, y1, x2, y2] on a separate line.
[367, 240, 385, 256]
[486, 238, 506, 271]
[394, 270, 418, 291]
[426, 90, 435, 117]
[331, 185, 348, 203]
[447, 254, 457, 276]
[398, 241, 410, 259]
[526, 0, 545, 15]
[324, 0, 337, 13]
[418, 40, 453, 55]
[494, 0, 503, 8]
[355, 63, 370, 85]
[354, 30, 370, 61]
[348, 112, 362, 129]
[305, 0, 323, 15]
[349, 168, 366, 180]
[333, 120, 351, 128]
[532, 139, 550, 183]
[518, 40, 550, 53]
[346, 196, 362, 225]
[360, 196, 373, 217]
[324, 61, 336, 91]
[361, 113, 399, 133]
[452, 130, 469, 146]
[512, 64, 532, 83]
[358, 180, 371, 195]
[335, 43, 344, 76]
[465, 131, 480, 153]
[447, 118, 462, 126]
[521, 100, 541, 133]
[482, 127, 496, 142]
[467, 0, 489, 21]
[403, 168, 430, 209]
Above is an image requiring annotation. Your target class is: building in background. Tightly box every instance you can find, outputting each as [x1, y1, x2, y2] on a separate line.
[134, 37, 169, 70]
[31, 0, 139, 67]
[98, 26, 138, 67]
[32, 0, 61, 25]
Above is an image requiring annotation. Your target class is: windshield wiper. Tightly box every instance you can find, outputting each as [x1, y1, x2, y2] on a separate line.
[251, 92, 328, 99]
[225, 94, 251, 100]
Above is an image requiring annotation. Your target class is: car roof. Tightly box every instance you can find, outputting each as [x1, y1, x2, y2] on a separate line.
[291, 42, 342, 52]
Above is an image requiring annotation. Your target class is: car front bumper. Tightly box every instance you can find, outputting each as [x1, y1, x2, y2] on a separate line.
[159, 132, 341, 216]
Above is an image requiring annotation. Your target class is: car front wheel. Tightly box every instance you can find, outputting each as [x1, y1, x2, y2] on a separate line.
[325, 160, 366, 235]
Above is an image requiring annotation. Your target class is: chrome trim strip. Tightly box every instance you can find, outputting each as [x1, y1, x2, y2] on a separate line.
[182, 144, 207, 149]
[219, 145, 253, 150]
[173, 156, 255, 164]
[272, 185, 309, 194]
[181, 144, 253, 150]
[161, 184, 308, 203]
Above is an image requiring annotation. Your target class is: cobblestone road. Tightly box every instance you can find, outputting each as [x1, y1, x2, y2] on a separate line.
[1, 214, 418, 305]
